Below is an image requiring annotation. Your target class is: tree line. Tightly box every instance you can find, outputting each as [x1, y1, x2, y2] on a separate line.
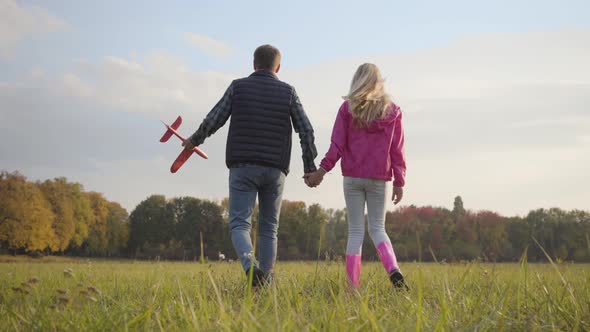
[0, 172, 128, 256]
[1, 171, 589, 262]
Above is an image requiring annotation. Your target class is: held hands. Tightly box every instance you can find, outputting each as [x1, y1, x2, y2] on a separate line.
[303, 168, 326, 188]
[392, 186, 403, 205]
[303, 167, 403, 203]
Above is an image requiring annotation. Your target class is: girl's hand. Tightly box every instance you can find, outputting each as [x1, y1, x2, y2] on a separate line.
[392, 186, 403, 205]
[303, 168, 326, 188]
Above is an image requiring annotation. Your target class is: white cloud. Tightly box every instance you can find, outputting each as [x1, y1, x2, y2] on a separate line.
[184, 32, 233, 58]
[29, 66, 45, 78]
[1, 29, 589, 215]
[0, 52, 235, 176]
[280, 28, 590, 215]
[47, 52, 236, 117]
[0, 0, 66, 59]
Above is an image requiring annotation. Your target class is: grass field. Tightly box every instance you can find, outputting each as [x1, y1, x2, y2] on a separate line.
[0, 258, 589, 331]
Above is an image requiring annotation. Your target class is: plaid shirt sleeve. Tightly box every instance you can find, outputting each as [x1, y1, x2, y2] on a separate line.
[290, 88, 318, 173]
[190, 82, 234, 146]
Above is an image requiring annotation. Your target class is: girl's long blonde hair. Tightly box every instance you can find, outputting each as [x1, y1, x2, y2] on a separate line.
[344, 63, 392, 127]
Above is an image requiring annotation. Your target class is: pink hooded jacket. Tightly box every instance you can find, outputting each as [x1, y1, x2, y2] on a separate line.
[319, 101, 406, 187]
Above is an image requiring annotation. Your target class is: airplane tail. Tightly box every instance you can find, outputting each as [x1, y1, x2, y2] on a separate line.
[160, 116, 182, 142]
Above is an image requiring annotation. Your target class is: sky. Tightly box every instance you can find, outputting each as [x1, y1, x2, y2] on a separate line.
[1, 0, 589, 216]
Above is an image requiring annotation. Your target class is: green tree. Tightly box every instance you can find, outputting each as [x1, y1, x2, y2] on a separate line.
[475, 211, 510, 261]
[453, 196, 466, 217]
[106, 201, 129, 256]
[128, 195, 173, 257]
[171, 197, 226, 260]
[325, 208, 348, 258]
[506, 217, 529, 259]
[278, 201, 308, 259]
[306, 204, 329, 259]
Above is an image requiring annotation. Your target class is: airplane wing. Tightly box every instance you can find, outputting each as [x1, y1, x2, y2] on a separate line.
[170, 148, 193, 173]
[193, 147, 209, 159]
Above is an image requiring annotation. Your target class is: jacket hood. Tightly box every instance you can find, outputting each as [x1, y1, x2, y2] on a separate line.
[365, 103, 401, 132]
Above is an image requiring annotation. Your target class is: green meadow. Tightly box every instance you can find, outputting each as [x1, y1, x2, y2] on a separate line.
[0, 259, 589, 331]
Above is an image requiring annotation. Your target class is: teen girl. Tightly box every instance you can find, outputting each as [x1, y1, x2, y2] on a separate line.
[307, 63, 407, 289]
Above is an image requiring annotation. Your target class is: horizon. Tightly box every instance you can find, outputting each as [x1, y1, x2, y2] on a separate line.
[1, 0, 589, 216]
[3, 169, 586, 219]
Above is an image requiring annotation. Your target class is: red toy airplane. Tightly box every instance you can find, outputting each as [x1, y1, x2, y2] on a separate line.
[160, 116, 208, 173]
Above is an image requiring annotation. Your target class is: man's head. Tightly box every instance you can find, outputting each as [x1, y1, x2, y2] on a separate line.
[253, 44, 281, 73]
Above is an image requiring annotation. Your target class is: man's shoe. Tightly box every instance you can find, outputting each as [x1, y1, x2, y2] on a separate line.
[389, 269, 409, 291]
[246, 267, 267, 288]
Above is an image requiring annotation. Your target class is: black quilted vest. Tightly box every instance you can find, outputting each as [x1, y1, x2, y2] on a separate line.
[226, 70, 294, 174]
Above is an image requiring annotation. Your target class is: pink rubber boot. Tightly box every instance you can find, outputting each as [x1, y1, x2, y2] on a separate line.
[346, 254, 361, 289]
[376, 241, 399, 274]
[376, 240, 408, 289]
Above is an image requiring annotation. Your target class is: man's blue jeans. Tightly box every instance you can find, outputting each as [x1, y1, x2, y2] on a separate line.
[229, 165, 285, 275]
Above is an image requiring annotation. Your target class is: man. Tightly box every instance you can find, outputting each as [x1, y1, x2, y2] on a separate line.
[182, 44, 318, 286]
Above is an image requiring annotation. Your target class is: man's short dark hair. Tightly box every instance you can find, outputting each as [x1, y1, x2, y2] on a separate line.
[254, 44, 281, 70]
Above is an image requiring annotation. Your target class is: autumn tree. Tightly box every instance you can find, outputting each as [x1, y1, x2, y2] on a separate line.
[0, 172, 57, 253]
[3, 170, 590, 262]
[82, 192, 110, 255]
[38, 178, 77, 252]
[475, 211, 511, 261]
